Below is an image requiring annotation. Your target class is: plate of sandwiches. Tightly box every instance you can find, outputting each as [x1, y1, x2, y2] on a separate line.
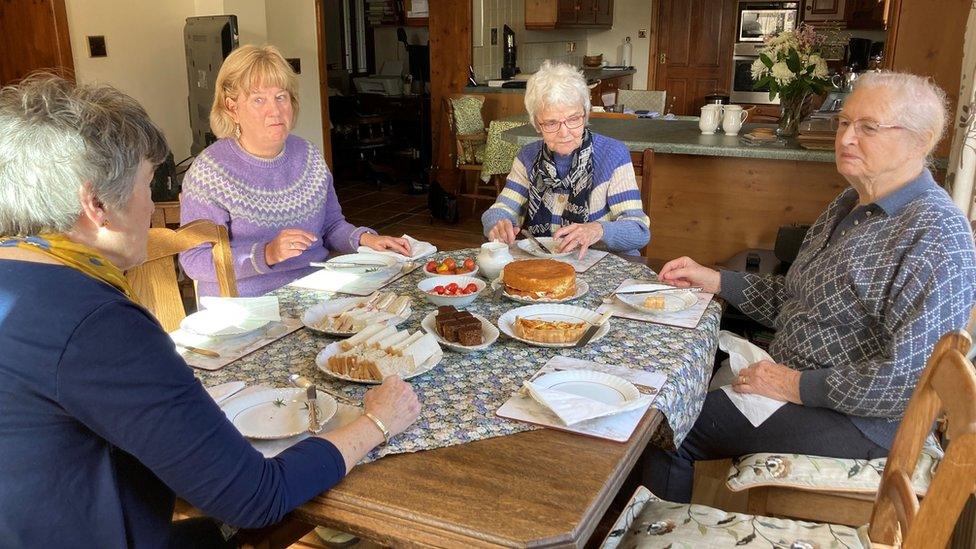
[495, 259, 588, 303]
[516, 237, 575, 259]
[421, 305, 499, 353]
[303, 292, 412, 336]
[497, 304, 611, 348]
[315, 324, 443, 383]
[614, 285, 698, 314]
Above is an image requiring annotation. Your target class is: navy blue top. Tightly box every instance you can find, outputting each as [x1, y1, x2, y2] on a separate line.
[0, 260, 346, 548]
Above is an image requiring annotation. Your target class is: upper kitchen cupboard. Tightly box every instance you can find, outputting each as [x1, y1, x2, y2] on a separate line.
[525, 0, 614, 29]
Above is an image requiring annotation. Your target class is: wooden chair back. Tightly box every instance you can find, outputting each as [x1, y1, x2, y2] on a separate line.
[616, 89, 667, 114]
[868, 330, 976, 548]
[125, 219, 237, 332]
[589, 111, 638, 120]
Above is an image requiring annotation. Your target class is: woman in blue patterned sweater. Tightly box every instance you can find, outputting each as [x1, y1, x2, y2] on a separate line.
[482, 61, 650, 258]
[647, 72, 976, 502]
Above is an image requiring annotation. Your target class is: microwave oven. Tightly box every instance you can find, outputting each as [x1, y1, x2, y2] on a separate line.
[737, 1, 800, 43]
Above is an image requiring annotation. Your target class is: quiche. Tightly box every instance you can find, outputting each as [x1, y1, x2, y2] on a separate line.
[514, 316, 587, 343]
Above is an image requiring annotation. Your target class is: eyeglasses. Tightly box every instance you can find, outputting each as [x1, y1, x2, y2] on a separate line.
[538, 113, 586, 133]
[835, 116, 903, 138]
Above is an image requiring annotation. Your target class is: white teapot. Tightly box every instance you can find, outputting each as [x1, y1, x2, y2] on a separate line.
[476, 241, 514, 280]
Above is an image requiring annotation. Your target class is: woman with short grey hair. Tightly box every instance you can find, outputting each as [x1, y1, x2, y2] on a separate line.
[482, 60, 650, 258]
[0, 74, 420, 547]
[648, 72, 976, 502]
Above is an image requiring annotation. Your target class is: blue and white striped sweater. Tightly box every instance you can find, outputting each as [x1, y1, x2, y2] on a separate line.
[482, 133, 650, 255]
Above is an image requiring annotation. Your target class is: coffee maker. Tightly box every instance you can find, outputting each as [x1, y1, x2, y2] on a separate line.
[500, 25, 519, 79]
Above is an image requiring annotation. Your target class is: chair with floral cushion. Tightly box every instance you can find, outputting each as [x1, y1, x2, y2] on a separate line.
[602, 329, 976, 549]
[443, 93, 499, 215]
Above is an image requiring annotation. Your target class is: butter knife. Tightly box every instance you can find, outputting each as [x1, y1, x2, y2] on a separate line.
[574, 311, 613, 348]
[176, 343, 220, 358]
[519, 229, 557, 255]
[288, 374, 322, 434]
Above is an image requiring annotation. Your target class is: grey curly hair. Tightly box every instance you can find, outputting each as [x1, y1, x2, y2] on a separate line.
[0, 73, 168, 236]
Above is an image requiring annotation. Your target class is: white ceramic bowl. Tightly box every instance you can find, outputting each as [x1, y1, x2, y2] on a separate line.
[421, 257, 479, 278]
[417, 276, 486, 307]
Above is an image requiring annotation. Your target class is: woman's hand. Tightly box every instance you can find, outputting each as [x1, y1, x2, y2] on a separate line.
[732, 360, 803, 404]
[658, 256, 721, 293]
[553, 222, 604, 260]
[488, 219, 517, 244]
[360, 233, 412, 257]
[363, 376, 421, 437]
[265, 228, 318, 266]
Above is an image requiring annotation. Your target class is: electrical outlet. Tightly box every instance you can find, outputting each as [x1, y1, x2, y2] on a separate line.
[638, 29, 647, 39]
[87, 35, 107, 57]
[491, 28, 497, 46]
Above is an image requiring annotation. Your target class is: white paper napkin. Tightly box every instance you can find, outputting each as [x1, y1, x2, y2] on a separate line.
[357, 234, 437, 262]
[521, 380, 652, 426]
[199, 296, 281, 323]
[718, 330, 786, 427]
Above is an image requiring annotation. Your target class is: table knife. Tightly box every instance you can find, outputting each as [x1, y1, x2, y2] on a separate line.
[519, 229, 557, 255]
[575, 311, 613, 348]
[177, 343, 220, 358]
[288, 374, 322, 434]
[615, 287, 703, 296]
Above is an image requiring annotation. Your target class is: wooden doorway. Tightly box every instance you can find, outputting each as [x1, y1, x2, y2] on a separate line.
[0, 0, 75, 85]
[650, 0, 736, 115]
[314, 0, 335, 165]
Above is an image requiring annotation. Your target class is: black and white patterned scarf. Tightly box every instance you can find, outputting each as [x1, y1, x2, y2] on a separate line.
[525, 128, 594, 236]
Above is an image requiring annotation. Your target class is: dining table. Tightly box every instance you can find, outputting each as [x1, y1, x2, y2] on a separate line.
[194, 249, 722, 547]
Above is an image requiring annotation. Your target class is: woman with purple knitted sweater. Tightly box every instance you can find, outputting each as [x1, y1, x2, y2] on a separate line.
[180, 45, 409, 297]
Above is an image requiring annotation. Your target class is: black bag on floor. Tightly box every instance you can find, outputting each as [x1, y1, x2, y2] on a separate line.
[428, 180, 459, 224]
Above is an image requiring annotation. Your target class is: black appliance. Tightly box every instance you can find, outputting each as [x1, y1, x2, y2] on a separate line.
[501, 25, 519, 79]
[184, 15, 239, 155]
[737, 1, 799, 42]
[846, 38, 873, 72]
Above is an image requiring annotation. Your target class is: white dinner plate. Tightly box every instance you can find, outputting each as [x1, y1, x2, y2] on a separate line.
[180, 309, 271, 338]
[420, 311, 499, 353]
[532, 370, 640, 405]
[516, 237, 575, 259]
[302, 296, 412, 337]
[320, 253, 399, 277]
[492, 279, 590, 304]
[315, 341, 443, 384]
[222, 388, 338, 440]
[497, 304, 611, 348]
[615, 285, 698, 314]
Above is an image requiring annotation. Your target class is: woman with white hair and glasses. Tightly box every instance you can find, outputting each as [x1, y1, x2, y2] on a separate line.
[482, 60, 650, 258]
[647, 73, 976, 502]
[0, 75, 420, 547]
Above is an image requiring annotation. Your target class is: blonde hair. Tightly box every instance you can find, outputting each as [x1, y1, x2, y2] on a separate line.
[210, 45, 299, 138]
[524, 60, 591, 131]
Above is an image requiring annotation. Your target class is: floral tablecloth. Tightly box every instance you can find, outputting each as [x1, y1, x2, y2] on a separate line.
[194, 251, 721, 461]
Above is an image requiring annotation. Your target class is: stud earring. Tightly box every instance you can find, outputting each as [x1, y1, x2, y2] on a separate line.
[102, 219, 109, 228]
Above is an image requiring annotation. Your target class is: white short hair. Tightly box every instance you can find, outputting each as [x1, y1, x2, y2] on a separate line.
[852, 72, 948, 156]
[0, 74, 168, 236]
[524, 60, 591, 131]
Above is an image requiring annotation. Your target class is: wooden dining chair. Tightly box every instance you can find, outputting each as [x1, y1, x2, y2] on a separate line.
[602, 329, 976, 549]
[444, 93, 500, 215]
[125, 219, 237, 332]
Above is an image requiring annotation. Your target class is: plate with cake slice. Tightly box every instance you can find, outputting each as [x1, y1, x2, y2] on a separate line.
[421, 306, 499, 353]
[496, 259, 589, 303]
[303, 292, 413, 336]
[497, 304, 611, 348]
[516, 237, 575, 259]
[315, 324, 443, 383]
[615, 287, 698, 314]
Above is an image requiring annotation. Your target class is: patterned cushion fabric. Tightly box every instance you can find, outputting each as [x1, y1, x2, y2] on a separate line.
[451, 96, 485, 135]
[601, 487, 871, 549]
[726, 434, 943, 496]
[616, 89, 666, 114]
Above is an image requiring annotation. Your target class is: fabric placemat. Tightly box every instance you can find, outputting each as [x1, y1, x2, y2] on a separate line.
[597, 278, 713, 329]
[288, 263, 421, 296]
[496, 356, 666, 442]
[508, 243, 609, 273]
[174, 317, 304, 371]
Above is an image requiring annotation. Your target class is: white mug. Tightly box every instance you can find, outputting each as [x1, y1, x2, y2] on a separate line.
[699, 105, 722, 135]
[721, 105, 749, 136]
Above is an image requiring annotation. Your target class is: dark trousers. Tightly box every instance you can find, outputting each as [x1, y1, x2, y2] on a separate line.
[644, 389, 889, 502]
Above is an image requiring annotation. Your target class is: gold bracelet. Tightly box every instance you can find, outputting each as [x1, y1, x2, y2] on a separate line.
[363, 412, 390, 443]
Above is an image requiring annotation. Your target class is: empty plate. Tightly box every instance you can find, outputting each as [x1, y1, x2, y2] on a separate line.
[320, 253, 399, 277]
[532, 370, 639, 405]
[222, 388, 337, 439]
[180, 309, 271, 338]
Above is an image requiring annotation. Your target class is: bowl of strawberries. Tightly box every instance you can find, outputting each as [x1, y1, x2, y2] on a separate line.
[417, 276, 486, 307]
[423, 256, 478, 278]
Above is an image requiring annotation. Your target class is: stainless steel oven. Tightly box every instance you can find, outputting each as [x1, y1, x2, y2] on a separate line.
[737, 1, 799, 42]
[731, 43, 780, 104]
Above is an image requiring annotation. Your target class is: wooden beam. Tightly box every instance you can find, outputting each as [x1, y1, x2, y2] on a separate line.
[429, 0, 472, 194]
[314, 0, 334, 166]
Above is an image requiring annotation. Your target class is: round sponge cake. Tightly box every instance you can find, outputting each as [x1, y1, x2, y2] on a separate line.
[503, 259, 576, 300]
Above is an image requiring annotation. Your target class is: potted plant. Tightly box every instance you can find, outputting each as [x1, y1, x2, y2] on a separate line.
[751, 25, 832, 137]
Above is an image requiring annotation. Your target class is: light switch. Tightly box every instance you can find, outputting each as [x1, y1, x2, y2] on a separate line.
[87, 36, 107, 57]
[637, 29, 647, 39]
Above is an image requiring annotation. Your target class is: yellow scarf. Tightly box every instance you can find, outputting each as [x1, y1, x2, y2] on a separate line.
[0, 233, 138, 303]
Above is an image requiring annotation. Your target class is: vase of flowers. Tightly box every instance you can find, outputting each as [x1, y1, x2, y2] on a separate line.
[751, 25, 832, 137]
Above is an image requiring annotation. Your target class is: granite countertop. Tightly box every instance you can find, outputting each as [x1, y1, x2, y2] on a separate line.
[501, 118, 836, 163]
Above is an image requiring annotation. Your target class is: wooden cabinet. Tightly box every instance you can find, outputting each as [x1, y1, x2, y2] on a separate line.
[525, 0, 614, 29]
[589, 74, 633, 107]
[801, 0, 846, 22]
[845, 0, 886, 29]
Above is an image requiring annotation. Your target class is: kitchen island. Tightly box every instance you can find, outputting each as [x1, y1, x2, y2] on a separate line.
[502, 118, 848, 265]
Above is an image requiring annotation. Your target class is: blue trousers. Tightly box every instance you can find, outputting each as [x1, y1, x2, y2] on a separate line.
[644, 389, 889, 502]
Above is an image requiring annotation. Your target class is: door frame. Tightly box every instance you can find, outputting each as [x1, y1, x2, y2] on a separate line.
[314, 0, 334, 166]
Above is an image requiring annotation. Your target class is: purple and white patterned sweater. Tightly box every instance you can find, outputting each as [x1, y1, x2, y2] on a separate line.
[179, 135, 374, 297]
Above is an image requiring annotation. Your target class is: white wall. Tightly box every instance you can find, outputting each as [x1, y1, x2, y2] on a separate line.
[64, 0, 325, 160]
[586, 0, 654, 89]
[65, 0, 196, 160]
